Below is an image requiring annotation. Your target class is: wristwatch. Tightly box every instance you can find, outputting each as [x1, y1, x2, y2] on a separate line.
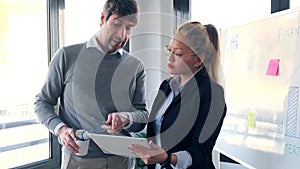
[160, 152, 172, 169]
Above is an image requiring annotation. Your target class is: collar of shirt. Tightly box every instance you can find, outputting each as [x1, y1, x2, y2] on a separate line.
[86, 31, 124, 56]
[169, 65, 204, 96]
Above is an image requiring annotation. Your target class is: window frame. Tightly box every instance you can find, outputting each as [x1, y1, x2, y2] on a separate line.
[13, 0, 62, 168]
[271, 0, 290, 13]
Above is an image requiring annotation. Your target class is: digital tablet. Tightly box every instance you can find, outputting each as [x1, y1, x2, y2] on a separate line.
[88, 133, 150, 157]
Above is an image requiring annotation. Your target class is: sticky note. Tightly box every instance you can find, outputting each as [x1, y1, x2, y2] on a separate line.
[248, 112, 256, 128]
[266, 59, 280, 76]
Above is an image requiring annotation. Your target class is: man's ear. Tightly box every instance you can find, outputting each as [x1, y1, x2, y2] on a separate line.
[100, 12, 105, 26]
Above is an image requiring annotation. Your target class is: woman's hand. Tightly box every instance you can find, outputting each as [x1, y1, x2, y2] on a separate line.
[128, 140, 168, 165]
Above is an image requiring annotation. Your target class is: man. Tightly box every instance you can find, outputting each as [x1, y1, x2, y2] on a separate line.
[34, 0, 148, 168]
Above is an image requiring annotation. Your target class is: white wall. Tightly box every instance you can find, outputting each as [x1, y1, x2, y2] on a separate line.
[191, 0, 270, 30]
[131, 0, 174, 110]
[291, 0, 300, 9]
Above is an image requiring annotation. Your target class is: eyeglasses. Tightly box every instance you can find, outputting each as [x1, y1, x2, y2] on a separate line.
[164, 45, 196, 61]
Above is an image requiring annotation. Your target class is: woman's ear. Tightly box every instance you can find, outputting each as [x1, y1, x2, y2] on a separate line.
[199, 54, 206, 63]
[194, 54, 205, 67]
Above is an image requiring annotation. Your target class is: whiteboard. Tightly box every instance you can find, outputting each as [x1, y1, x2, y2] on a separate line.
[215, 7, 300, 169]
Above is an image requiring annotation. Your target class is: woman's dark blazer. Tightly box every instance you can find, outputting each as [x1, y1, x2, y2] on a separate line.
[147, 67, 227, 169]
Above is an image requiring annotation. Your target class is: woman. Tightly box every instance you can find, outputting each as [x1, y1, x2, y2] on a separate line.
[129, 21, 227, 169]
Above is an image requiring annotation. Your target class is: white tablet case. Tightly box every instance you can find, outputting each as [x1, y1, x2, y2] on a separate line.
[88, 133, 150, 157]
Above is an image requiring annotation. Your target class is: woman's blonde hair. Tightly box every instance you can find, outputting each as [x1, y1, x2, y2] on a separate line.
[175, 21, 221, 84]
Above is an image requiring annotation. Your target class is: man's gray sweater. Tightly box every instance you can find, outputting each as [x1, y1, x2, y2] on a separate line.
[34, 42, 148, 158]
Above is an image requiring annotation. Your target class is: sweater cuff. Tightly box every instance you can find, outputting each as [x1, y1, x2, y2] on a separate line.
[122, 112, 133, 130]
[54, 122, 66, 135]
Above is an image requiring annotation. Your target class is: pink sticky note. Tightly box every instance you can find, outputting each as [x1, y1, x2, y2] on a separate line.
[266, 59, 280, 76]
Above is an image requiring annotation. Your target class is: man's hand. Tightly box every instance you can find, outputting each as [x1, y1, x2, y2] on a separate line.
[101, 112, 130, 134]
[57, 125, 79, 153]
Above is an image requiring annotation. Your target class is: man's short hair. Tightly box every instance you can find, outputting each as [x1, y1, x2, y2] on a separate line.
[103, 0, 139, 25]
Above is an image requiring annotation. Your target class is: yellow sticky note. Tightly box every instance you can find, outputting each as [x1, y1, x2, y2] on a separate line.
[248, 112, 256, 128]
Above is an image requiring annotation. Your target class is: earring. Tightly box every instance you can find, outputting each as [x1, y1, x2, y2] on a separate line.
[193, 64, 198, 67]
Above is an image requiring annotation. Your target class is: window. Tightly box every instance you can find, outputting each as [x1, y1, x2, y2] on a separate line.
[0, 0, 51, 168]
[0, 0, 107, 168]
[62, 0, 105, 46]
